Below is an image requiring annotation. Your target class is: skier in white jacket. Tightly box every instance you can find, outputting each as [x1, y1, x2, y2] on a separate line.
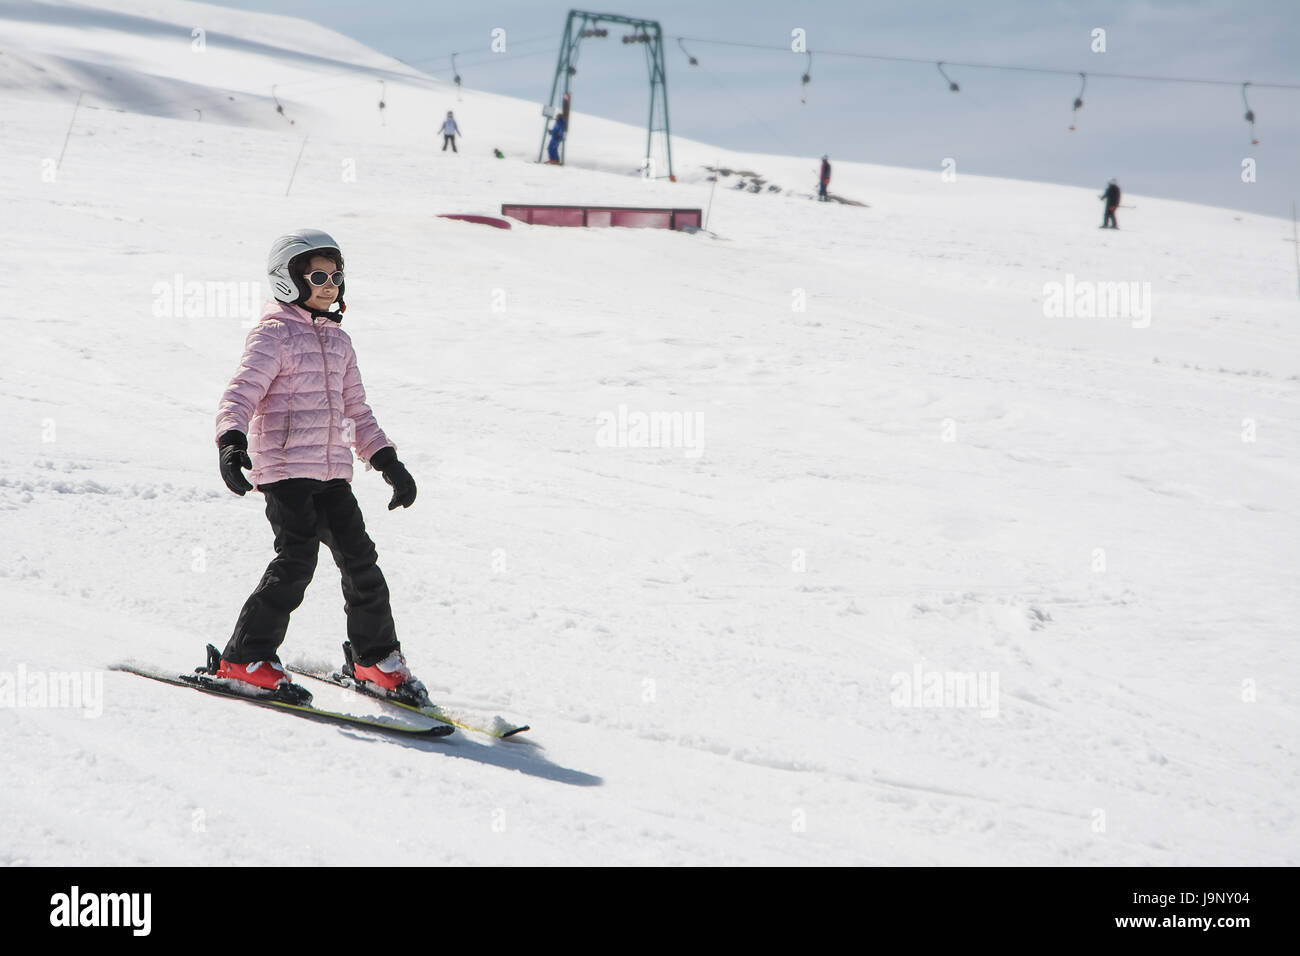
[441, 111, 461, 152]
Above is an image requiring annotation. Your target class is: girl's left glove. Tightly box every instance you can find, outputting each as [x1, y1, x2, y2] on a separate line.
[371, 446, 417, 510]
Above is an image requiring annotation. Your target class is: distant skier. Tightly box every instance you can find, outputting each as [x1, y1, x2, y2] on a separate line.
[441, 110, 461, 152]
[1099, 178, 1121, 229]
[214, 229, 423, 700]
[547, 111, 567, 164]
[818, 155, 831, 202]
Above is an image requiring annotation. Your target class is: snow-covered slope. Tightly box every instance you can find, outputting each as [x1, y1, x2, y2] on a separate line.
[0, 0, 1296, 866]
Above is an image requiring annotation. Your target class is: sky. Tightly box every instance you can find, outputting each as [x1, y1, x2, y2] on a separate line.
[210, 0, 1300, 217]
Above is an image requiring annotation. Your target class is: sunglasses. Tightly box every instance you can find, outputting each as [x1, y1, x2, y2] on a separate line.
[303, 270, 344, 287]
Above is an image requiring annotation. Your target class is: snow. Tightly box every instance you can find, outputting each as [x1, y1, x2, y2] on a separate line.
[0, 0, 1296, 865]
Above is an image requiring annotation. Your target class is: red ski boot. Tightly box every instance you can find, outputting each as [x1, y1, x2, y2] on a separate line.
[345, 643, 429, 706]
[206, 644, 311, 704]
[216, 657, 291, 690]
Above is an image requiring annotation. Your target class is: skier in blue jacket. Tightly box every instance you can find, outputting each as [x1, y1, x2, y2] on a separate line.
[547, 113, 567, 163]
[441, 111, 461, 152]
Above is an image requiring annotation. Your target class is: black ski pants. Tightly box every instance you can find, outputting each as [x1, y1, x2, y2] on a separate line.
[223, 478, 398, 667]
[443, 134, 457, 152]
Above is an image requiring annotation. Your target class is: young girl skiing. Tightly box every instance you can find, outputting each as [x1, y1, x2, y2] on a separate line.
[213, 229, 421, 702]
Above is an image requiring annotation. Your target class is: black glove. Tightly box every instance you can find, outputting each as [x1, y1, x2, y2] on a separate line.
[371, 446, 416, 510]
[218, 430, 253, 496]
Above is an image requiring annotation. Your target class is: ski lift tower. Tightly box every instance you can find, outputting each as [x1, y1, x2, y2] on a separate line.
[538, 10, 674, 180]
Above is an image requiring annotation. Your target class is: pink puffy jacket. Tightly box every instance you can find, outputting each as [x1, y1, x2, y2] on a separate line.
[215, 299, 392, 486]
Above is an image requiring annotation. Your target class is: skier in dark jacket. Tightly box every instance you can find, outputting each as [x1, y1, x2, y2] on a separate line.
[547, 113, 567, 163]
[1100, 179, 1121, 229]
[819, 155, 831, 201]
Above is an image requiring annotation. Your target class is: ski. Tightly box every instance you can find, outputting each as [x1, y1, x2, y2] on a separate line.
[113, 655, 455, 739]
[288, 649, 529, 739]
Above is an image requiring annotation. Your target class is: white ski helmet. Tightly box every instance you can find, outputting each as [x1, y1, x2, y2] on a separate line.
[268, 228, 345, 310]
